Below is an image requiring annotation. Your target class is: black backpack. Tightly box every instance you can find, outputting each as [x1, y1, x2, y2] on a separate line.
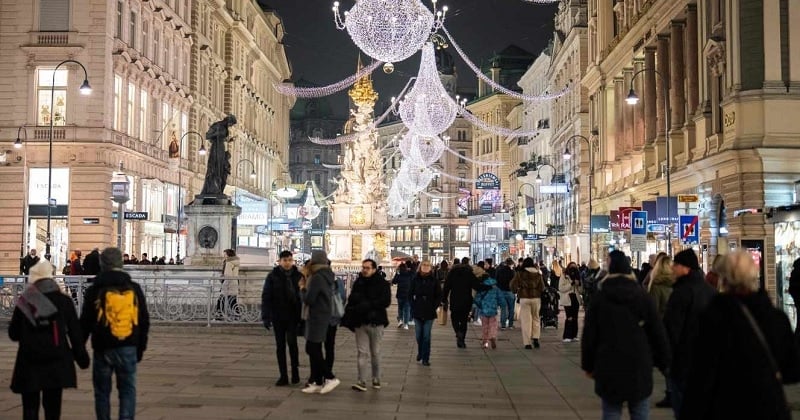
[21, 311, 67, 362]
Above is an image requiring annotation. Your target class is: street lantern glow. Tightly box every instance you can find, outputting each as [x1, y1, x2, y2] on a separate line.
[563, 148, 572, 160]
[625, 89, 639, 105]
[535, 174, 542, 183]
[13, 138, 22, 149]
[249, 170, 256, 179]
[79, 79, 92, 95]
[198, 144, 207, 155]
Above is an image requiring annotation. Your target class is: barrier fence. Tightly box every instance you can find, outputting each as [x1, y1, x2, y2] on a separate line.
[0, 272, 358, 326]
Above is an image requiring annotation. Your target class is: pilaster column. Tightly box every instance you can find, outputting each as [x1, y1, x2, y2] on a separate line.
[623, 68, 634, 154]
[633, 59, 645, 150]
[614, 77, 625, 159]
[685, 5, 699, 116]
[669, 21, 686, 129]
[656, 35, 670, 137]
[644, 47, 658, 143]
[763, 0, 783, 90]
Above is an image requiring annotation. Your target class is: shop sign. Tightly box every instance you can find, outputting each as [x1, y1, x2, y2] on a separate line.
[475, 173, 501, 190]
[143, 221, 164, 236]
[618, 207, 641, 230]
[82, 218, 100, 225]
[678, 194, 699, 203]
[485, 234, 497, 241]
[237, 200, 269, 226]
[539, 184, 569, 194]
[428, 242, 443, 248]
[28, 168, 70, 205]
[647, 224, 665, 233]
[124, 212, 148, 220]
[523, 233, 547, 241]
[609, 210, 621, 231]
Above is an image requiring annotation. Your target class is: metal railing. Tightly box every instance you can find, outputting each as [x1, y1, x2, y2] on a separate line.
[0, 272, 358, 326]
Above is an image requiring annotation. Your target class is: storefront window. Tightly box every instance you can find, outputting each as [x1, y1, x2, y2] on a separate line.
[456, 226, 468, 242]
[404, 227, 411, 242]
[37, 69, 68, 126]
[429, 226, 443, 241]
[412, 227, 421, 242]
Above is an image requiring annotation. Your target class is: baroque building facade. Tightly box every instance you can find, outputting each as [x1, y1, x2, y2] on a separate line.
[0, 0, 292, 272]
[582, 0, 800, 311]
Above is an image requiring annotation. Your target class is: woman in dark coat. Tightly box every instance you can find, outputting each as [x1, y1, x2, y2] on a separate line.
[581, 251, 671, 420]
[9, 260, 90, 420]
[681, 251, 800, 420]
[391, 262, 414, 328]
[409, 260, 442, 366]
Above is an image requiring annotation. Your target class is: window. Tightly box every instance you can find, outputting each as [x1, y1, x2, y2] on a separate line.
[129, 11, 137, 48]
[458, 172, 466, 188]
[115, 0, 124, 38]
[139, 91, 148, 140]
[40, 0, 70, 31]
[456, 226, 469, 242]
[153, 30, 160, 66]
[163, 36, 170, 72]
[113, 75, 122, 130]
[294, 155, 300, 163]
[141, 21, 149, 57]
[314, 173, 321, 186]
[127, 83, 136, 135]
[412, 227, 422, 242]
[36, 69, 68, 126]
[458, 151, 466, 164]
[430, 175, 438, 188]
[429, 226, 443, 241]
[314, 154, 321, 165]
[403, 227, 411, 241]
[431, 199, 441, 215]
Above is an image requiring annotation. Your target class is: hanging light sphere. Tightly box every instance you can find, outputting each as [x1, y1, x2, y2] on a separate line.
[395, 161, 434, 194]
[383, 62, 395, 74]
[398, 131, 445, 167]
[387, 183, 409, 216]
[337, 0, 435, 64]
[399, 43, 458, 136]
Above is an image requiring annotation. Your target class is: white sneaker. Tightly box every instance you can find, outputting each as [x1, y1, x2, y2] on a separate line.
[408, 320, 415, 326]
[403, 324, 409, 330]
[397, 321, 404, 328]
[320, 378, 340, 394]
[572, 337, 579, 342]
[562, 338, 572, 343]
[302, 383, 322, 394]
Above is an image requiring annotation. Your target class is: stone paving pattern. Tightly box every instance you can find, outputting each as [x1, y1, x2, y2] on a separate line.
[0, 307, 799, 419]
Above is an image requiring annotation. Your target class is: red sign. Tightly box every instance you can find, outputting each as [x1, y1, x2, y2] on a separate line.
[618, 207, 642, 230]
[610, 210, 621, 231]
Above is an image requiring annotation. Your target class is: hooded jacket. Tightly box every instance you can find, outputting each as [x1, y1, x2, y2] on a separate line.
[663, 268, 716, 383]
[510, 268, 545, 299]
[474, 277, 502, 317]
[302, 263, 334, 343]
[261, 265, 303, 325]
[681, 291, 800, 420]
[647, 270, 673, 320]
[442, 263, 478, 314]
[341, 273, 391, 330]
[581, 273, 671, 404]
[495, 264, 514, 291]
[409, 271, 442, 321]
[392, 268, 413, 299]
[80, 270, 150, 359]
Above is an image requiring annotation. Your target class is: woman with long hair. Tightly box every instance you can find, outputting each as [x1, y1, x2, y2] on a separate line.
[558, 261, 580, 342]
[648, 254, 675, 408]
[409, 260, 442, 366]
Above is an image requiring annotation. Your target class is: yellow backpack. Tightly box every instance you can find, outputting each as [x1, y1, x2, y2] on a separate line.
[96, 288, 138, 340]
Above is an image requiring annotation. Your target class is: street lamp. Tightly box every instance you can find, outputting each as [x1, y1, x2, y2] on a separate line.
[45, 60, 91, 261]
[626, 67, 672, 255]
[110, 162, 130, 250]
[174, 130, 205, 262]
[536, 163, 561, 260]
[563, 134, 595, 260]
[14, 126, 29, 272]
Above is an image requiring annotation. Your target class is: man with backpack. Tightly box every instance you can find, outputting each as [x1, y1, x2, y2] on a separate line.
[80, 247, 150, 420]
[262, 250, 303, 386]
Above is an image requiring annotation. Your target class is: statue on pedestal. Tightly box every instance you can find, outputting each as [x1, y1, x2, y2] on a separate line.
[200, 115, 237, 197]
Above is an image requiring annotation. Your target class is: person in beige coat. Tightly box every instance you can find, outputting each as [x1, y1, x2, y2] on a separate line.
[216, 249, 240, 319]
[510, 257, 545, 349]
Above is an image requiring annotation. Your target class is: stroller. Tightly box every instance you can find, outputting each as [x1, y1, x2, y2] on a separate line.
[540, 286, 560, 329]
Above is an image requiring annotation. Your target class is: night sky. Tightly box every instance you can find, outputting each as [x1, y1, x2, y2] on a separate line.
[267, 0, 558, 117]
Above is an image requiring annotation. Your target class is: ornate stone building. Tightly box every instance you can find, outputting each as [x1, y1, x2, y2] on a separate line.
[0, 0, 292, 272]
[583, 0, 800, 307]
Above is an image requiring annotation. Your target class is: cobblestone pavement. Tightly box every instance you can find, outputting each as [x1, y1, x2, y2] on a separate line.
[0, 311, 798, 419]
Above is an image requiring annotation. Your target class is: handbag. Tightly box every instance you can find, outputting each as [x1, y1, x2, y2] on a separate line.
[437, 305, 448, 326]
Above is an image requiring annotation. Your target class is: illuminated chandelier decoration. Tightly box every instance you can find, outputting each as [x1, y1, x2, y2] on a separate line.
[299, 185, 322, 220]
[387, 183, 409, 216]
[333, 0, 447, 73]
[398, 43, 459, 135]
[395, 161, 435, 194]
[398, 131, 446, 167]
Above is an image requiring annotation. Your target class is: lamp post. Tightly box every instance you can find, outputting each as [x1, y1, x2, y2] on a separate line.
[626, 68, 672, 256]
[15, 126, 29, 272]
[517, 182, 536, 258]
[45, 60, 91, 261]
[231, 158, 257, 251]
[110, 163, 130, 250]
[536, 163, 561, 261]
[174, 131, 205, 262]
[563, 134, 595, 260]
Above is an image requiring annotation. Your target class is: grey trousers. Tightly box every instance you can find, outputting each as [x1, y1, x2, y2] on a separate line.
[354, 325, 384, 382]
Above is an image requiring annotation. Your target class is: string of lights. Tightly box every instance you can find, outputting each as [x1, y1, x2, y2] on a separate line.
[458, 107, 542, 138]
[442, 146, 504, 166]
[273, 60, 382, 98]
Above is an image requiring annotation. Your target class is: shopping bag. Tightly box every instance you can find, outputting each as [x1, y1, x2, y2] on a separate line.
[437, 305, 448, 326]
[514, 302, 521, 321]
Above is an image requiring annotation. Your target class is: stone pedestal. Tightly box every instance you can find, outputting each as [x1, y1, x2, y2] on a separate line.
[183, 200, 242, 267]
[327, 203, 390, 264]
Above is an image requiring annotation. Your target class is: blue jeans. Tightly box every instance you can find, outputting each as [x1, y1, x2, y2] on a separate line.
[601, 398, 649, 420]
[414, 318, 434, 362]
[93, 346, 138, 420]
[397, 297, 411, 324]
[670, 377, 685, 419]
[499, 291, 516, 328]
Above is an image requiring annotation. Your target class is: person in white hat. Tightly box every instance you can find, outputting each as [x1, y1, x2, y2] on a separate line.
[9, 260, 90, 420]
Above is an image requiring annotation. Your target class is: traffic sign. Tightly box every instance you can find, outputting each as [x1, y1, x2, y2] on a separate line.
[631, 211, 647, 235]
[680, 214, 700, 244]
[631, 236, 648, 252]
[678, 194, 699, 203]
[647, 224, 665, 233]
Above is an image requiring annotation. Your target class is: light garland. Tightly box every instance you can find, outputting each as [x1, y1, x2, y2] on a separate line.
[442, 26, 572, 102]
[273, 60, 382, 98]
[398, 131, 446, 167]
[436, 170, 481, 183]
[521, 0, 559, 3]
[398, 43, 459, 135]
[442, 146, 505, 166]
[459, 107, 542, 138]
[333, 0, 447, 70]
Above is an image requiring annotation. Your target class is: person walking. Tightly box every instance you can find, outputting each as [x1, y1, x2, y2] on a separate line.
[69, 250, 83, 275]
[681, 251, 800, 420]
[325, 270, 346, 383]
[10, 260, 90, 420]
[510, 258, 545, 349]
[409, 260, 442, 366]
[20, 248, 40, 276]
[662, 248, 716, 417]
[443, 257, 478, 348]
[300, 250, 339, 394]
[391, 262, 413, 329]
[787, 257, 800, 336]
[341, 259, 391, 392]
[647, 254, 675, 408]
[581, 259, 601, 310]
[495, 258, 516, 330]
[82, 249, 101, 277]
[216, 249, 240, 319]
[261, 250, 303, 386]
[559, 262, 580, 342]
[79, 247, 150, 420]
[436, 260, 449, 289]
[473, 266, 502, 349]
[581, 250, 671, 420]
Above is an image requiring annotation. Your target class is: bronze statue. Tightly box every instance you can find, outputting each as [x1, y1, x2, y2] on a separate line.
[200, 115, 237, 197]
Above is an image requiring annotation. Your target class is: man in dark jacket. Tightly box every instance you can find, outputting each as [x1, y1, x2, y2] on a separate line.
[82, 248, 101, 277]
[495, 258, 516, 329]
[582, 250, 671, 420]
[20, 248, 40, 275]
[341, 259, 391, 391]
[261, 250, 303, 386]
[80, 247, 149, 420]
[662, 248, 716, 417]
[443, 257, 479, 348]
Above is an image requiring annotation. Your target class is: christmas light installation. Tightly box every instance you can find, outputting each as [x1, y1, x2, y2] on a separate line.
[458, 107, 543, 138]
[274, 60, 382, 98]
[398, 43, 459, 135]
[398, 131, 446, 167]
[442, 147, 504, 166]
[395, 161, 436, 194]
[333, 0, 447, 73]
